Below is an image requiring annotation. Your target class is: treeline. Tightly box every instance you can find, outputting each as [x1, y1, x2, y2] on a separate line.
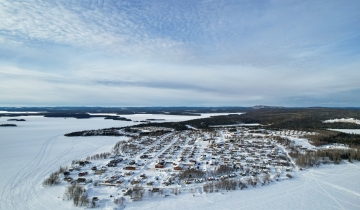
[64, 108, 360, 146]
[65, 128, 125, 137]
[179, 169, 205, 180]
[203, 179, 238, 192]
[304, 130, 360, 146]
[7, 119, 26, 121]
[202, 173, 273, 193]
[133, 122, 189, 131]
[104, 116, 132, 121]
[65, 126, 171, 137]
[42, 166, 67, 186]
[251, 108, 360, 130]
[139, 108, 360, 131]
[0, 124, 17, 127]
[291, 149, 360, 167]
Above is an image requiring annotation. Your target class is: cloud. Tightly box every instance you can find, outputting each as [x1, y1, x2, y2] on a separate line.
[2, 0, 358, 65]
[0, 0, 360, 106]
[0, 0, 191, 61]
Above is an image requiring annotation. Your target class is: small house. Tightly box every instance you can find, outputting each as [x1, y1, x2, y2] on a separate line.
[125, 166, 136, 170]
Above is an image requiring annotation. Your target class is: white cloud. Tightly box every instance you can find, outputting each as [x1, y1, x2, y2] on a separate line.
[0, 0, 360, 106]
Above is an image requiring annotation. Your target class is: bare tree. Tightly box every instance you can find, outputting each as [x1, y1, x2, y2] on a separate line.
[132, 185, 144, 201]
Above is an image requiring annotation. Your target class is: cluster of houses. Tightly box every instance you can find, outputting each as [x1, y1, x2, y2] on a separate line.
[60, 126, 305, 204]
[269, 130, 317, 138]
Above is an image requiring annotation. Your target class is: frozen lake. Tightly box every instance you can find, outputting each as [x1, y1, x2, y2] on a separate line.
[329, 129, 360, 134]
[0, 113, 236, 210]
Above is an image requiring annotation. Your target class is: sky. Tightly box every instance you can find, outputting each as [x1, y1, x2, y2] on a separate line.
[0, 0, 360, 107]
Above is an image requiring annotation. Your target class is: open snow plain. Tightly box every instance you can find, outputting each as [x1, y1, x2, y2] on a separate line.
[0, 116, 133, 210]
[1, 114, 360, 210]
[329, 129, 360, 134]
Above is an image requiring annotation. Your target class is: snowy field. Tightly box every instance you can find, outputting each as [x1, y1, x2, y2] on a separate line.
[324, 118, 360, 125]
[1, 114, 360, 210]
[0, 116, 133, 210]
[329, 129, 360, 134]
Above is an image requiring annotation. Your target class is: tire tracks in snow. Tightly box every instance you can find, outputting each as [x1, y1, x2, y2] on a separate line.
[24, 136, 78, 210]
[27, 137, 119, 209]
[312, 172, 345, 210]
[1, 135, 58, 210]
[3, 135, 80, 210]
[297, 167, 360, 209]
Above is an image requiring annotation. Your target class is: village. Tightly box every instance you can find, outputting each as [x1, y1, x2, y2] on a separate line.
[54, 125, 326, 207]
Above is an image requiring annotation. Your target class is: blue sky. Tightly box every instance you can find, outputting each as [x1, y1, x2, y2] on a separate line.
[1, 0, 360, 107]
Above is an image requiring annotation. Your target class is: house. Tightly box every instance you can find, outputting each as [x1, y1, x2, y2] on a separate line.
[182, 163, 194, 167]
[125, 166, 136, 170]
[94, 170, 106, 175]
[155, 164, 164, 168]
[130, 179, 139, 185]
[174, 166, 182, 170]
[78, 172, 88, 176]
[77, 178, 87, 183]
[152, 188, 160, 192]
[140, 154, 148, 159]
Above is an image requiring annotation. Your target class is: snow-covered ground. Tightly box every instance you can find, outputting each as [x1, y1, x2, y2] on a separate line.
[324, 118, 360, 125]
[123, 162, 360, 210]
[1, 114, 360, 210]
[287, 137, 317, 150]
[329, 129, 360, 134]
[0, 113, 236, 210]
[0, 116, 133, 210]
[0, 111, 41, 114]
[106, 113, 241, 122]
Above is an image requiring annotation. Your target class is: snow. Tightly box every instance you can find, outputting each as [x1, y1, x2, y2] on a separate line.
[185, 125, 198, 130]
[0, 116, 132, 210]
[1, 114, 360, 210]
[124, 162, 360, 210]
[287, 137, 317, 150]
[88, 113, 119, 116]
[329, 129, 360, 134]
[324, 118, 360, 125]
[0, 111, 41, 114]
[0, 113, 236, 209]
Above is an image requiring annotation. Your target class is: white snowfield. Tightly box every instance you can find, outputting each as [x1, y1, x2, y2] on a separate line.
[329, 129, 360, 134]
[0, 113, 235, 210]
[0, 116, 131, 210]
[323, 118, 360, 125]
[1, 114, 360, 210]
[125, 162, 360, 210]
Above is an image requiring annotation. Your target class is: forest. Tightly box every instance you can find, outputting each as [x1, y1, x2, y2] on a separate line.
[61, 107, 360, 146]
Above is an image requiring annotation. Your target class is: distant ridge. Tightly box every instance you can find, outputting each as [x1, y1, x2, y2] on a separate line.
[253, 105, 284, 109]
